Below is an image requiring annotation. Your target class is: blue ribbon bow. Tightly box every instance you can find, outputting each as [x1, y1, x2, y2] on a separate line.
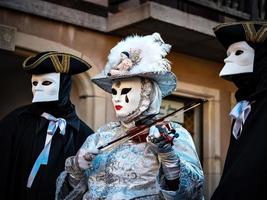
[27, 112, 66, 188]
[230, 100, 251, 139]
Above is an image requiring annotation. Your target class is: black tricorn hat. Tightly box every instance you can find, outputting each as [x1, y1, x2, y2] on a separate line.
[213, 21, 267, 49]
[23, 51, 91, 74]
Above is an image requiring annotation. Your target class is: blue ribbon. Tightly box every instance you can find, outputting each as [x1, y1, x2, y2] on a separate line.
[230, 100, 251, 139]
[27, 112, 66, 188]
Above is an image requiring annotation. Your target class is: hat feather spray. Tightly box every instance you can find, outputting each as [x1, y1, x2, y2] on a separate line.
[92, 32, 176, 98]
[105, 33, 171, 75]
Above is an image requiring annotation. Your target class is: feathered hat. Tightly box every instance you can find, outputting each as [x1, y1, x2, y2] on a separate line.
[91, 32, 177, 97]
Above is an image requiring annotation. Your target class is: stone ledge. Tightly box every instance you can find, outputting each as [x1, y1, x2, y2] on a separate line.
[0, 0, 218, 35]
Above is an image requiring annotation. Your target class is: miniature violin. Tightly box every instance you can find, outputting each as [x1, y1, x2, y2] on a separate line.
[97, 99, 207, 152]
[127, 120, 176, 143]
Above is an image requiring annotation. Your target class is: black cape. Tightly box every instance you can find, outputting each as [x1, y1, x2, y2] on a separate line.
[211, 96, 267, 200]
[211, 41, 267, 200]
[0, 104, 93, 200]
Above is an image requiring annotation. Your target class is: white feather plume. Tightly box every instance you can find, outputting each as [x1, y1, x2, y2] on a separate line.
[104, 32, 172, 75]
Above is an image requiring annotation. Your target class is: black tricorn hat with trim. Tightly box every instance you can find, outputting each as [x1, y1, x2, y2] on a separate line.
[213, 21, 267, 49]
[23, 51, 91, 74]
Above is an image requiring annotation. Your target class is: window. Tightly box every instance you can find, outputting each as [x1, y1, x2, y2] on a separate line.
[160, 95, 203, 163]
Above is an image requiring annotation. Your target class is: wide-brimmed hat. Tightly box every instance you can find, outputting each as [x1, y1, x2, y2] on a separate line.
[23, 51, 91, 74]
[91, 33, 177, 97]
[213, 21, 267, 49]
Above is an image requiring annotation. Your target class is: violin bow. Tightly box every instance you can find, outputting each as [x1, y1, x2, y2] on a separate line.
[98, 98, 207, 152]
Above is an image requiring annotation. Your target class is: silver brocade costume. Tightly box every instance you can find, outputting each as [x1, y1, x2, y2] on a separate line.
[56, 121, 204, 200]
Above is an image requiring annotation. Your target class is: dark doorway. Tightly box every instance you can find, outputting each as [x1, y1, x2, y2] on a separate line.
[0, 49, 32, 119]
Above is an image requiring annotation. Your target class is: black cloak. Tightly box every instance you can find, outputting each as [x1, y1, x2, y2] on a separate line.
[0, 74, 94, 200]
[211, 23, 267, 200]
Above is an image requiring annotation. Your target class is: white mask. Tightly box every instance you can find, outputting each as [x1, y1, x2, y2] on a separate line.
[220, 41, 255, 78]
[111, 77, 142, 120]
[31, 73, 60, 103]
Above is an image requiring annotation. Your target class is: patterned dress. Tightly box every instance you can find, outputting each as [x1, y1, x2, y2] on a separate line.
[56, 121, 204, 200]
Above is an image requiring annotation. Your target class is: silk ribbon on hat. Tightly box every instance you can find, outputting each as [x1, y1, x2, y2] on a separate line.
[230, 100, 251, 139]
[27, 112, 66, 188]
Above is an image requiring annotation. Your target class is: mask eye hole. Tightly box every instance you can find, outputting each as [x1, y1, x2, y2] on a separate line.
[121, 88, 131, 95]
[32, 81, 38, 86]
[235, 50, 244, 56]
[42, 81, 52, 86]
[112, 88, 117, 95]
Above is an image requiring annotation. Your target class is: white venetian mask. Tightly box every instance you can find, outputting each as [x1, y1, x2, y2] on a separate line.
[111, 77, 142, 120]
[31, 72, 60, 103]
[220, 41, 255, 78]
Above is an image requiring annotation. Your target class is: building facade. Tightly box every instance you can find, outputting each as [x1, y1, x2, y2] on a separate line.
[0, 0, 264, 198]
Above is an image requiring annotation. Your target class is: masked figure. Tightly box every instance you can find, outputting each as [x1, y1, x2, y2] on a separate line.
[0, 51, 94, 200]
[56, 33, 204, 200]
[211, 21, 267, 200]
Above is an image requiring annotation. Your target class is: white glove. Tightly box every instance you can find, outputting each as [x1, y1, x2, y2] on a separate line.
[76, 147, 99, 170]
[147, 123, 178, 153]
[147, 123, 180, 180]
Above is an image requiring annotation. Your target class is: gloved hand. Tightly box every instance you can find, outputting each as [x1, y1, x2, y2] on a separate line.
[147, 122, 180, 181]
[147, 123, 178, 153]
[65, 156, 84, 186]
[76, 147, 99, 170]
[65, 146, 99, 184]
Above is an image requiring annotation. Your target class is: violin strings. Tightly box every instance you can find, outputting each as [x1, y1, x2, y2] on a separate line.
[101, 129, 148, 152]
[101, 100, 205, 152]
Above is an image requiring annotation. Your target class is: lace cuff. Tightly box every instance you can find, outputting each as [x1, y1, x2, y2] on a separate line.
[65, 156, 84, 181]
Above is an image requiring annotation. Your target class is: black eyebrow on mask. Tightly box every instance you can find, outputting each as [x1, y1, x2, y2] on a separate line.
[112, 88, 117, 95]
[121, 88, 132, 95]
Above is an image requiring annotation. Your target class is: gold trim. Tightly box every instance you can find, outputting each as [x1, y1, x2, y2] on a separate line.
[213, 21, 267, 44]
[243, 23, 267, 43]
[22, 55, 35, 70]
[213, 21, 267, 32]
[50, 55, 62, 73]
[22, 52, 92, 72]
[62, 55, 70, 73]
[255, 25, 267, 43]
[243, 23, 256, 42]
